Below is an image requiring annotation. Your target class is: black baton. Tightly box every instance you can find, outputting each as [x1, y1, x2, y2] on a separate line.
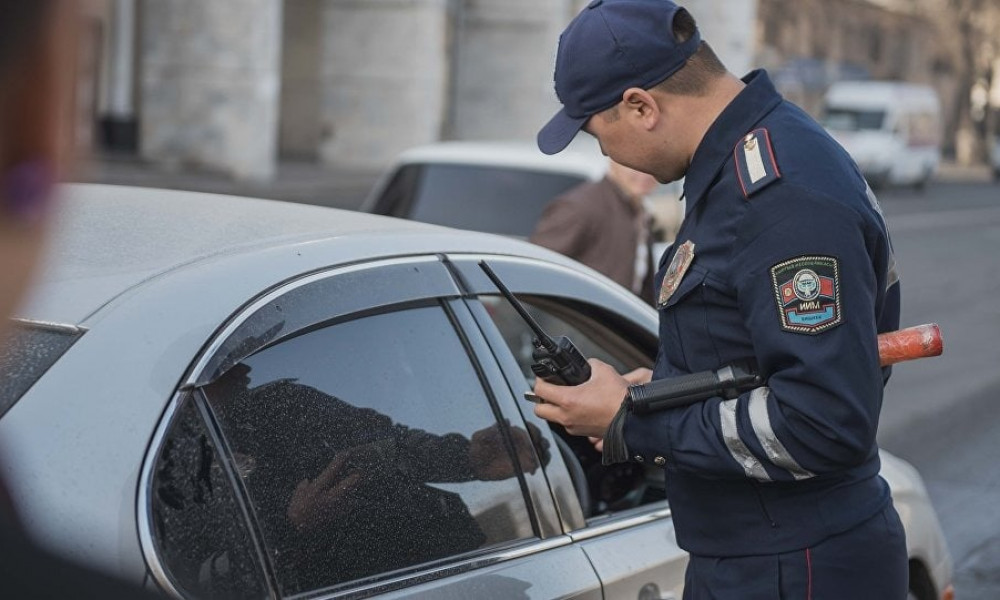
[628, 360, 763, 414]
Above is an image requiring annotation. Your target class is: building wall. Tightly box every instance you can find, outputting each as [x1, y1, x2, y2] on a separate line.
[139, 0, 283, 180]
[756, 0, 950, 119]
[446, 0, 571, 142]
[279, 0, 322, 159]
[118, 0, 767, 176]
[316, 0, 450, 170]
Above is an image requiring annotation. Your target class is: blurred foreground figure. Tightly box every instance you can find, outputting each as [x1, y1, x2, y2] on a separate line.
[530, 159, 658, 304]
[0, 2, 160, 597]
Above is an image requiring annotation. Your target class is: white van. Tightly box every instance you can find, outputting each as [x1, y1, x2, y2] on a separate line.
[822, 81, 942, 188]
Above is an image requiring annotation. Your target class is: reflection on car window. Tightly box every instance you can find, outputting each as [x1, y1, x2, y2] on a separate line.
[403, 164, 586, 237]
[480, 295, 665, 518]
[151, 397, 268, 600]
[203, 306, 537, 596]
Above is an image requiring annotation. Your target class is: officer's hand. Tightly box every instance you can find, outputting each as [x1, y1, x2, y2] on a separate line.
[533, 358, 628, 439]
[623, 367, 653, 385]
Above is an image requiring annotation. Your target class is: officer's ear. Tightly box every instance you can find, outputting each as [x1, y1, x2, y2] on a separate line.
[622, 87, 660, 132]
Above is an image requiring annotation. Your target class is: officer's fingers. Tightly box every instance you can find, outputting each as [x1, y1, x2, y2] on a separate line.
[533, 400, 567, 426]
[586, 358, 629, 382]
[532, 377, 571, 407]
[623, 367, 653, 385]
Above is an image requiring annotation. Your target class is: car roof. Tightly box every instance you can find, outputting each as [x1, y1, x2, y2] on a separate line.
[390, 140, 608, 179]
[22, 184, 546, 325]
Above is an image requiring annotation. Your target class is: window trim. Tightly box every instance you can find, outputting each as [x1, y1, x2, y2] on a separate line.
[448, 255, 669, 533]
[186, 256, 459, 388]
[304, 536, 571, 600]
[142, 255, 565, 598]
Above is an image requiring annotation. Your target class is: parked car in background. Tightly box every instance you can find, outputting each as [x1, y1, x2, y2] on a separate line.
[360, 140, 685, 247]
[0, 185, 951, 599]
[823, 81, 942, 189]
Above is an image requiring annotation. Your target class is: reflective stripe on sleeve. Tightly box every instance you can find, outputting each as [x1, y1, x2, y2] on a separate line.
[748, 387, 815, 480]
[720, 399, 771, 481]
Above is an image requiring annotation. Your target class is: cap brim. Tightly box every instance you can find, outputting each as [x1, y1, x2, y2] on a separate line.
[537, 108, 588, 155]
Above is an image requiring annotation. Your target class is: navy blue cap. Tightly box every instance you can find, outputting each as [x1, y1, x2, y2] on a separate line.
[537, 0, 701, 155]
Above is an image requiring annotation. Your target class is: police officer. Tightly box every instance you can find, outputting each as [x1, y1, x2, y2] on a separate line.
[530, 1, 907, 598]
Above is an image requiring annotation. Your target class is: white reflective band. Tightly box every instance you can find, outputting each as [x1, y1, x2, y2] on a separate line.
[748, 388, 815, 481]
[720, 399, 771, 481]
[745, 135, 768, 184]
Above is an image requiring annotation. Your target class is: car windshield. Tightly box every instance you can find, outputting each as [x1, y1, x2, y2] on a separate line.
[0, 321, 83, 418]
[823, 108, 886, 132]
[401, 164, 588, 237]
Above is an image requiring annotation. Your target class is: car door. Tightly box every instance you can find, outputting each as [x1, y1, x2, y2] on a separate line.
[140, 256, 601, 599]
[448, 255, 689, 600]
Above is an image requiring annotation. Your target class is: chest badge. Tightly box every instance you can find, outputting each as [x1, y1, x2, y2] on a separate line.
[658, 240, 696, 308]
[770, 255, 843, 334]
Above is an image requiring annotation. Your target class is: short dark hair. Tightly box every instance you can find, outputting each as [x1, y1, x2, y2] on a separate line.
[654, 8, 727, 97]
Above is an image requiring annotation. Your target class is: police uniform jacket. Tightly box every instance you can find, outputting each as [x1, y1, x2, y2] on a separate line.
[624, 70, 901, 557]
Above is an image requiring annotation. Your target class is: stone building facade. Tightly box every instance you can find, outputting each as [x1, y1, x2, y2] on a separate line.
[85, 0, 759, 180]
[755, 0, 955, 131]
[84, 0, 970, 178]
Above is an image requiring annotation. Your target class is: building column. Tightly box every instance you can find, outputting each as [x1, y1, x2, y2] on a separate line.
[139, 0, 283, 181]
[447, 0, 571, 142]
[99, 0, 139, 152]
[317, 0, 450, 170]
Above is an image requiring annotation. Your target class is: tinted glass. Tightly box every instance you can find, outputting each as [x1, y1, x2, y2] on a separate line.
[400, 164, 586, 236]
[480, 295, 664, 517]
[150, 397, 268, 599]
[0, 322, 82, 418]
[823, 108, 886, 131]
[370, 164, 420, 215]
[203, 306, 535, 595]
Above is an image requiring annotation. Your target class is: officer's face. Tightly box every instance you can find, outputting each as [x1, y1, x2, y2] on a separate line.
[584, 107, 650, 175]
[584, 97, 687, 185]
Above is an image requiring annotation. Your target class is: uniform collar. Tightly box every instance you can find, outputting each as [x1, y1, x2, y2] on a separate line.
[682, 69, 783, 214]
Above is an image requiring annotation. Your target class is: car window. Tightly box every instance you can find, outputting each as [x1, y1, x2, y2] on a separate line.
[0, 321, 83, 418]
[369, 164, 421, 216]
[202, 306, 537, 596]
[823, 108, 886, 131]
[480, 295, 665, 518]
[398, 163, 587, 237]
[150, 397, 269, 600]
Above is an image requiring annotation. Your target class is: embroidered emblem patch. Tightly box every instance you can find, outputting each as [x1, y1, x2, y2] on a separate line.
[658, 240, 695, 308]
[770, 256, 842, 334]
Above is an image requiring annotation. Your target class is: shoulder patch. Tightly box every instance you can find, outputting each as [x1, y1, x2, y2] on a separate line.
[770, 256, 842, 335]
[734, 128, 782, 198]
